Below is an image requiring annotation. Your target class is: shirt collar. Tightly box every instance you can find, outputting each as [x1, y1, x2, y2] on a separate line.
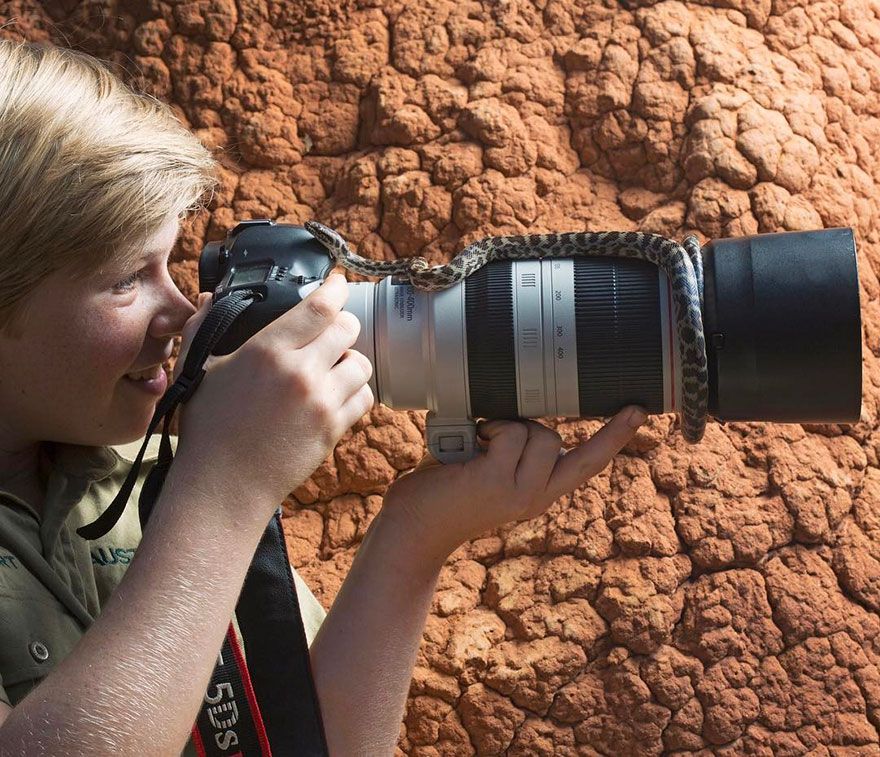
[42, 441, 120, 483]
[0, 442, 122, 538]
[40, 442, 124, 554]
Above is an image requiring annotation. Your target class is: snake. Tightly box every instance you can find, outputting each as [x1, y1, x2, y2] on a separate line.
[304, 220, 708, 443]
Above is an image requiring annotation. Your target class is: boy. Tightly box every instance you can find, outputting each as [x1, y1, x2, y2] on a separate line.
[0, 39, 645, 754]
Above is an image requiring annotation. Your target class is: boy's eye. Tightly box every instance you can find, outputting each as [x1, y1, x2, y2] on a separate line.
[113, 269, 142, 292]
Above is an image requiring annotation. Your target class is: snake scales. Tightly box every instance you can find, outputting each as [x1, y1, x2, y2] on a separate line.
[304, 220, 708, 443]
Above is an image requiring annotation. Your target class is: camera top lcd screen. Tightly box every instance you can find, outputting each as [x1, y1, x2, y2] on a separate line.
[230, 264, 271, 286]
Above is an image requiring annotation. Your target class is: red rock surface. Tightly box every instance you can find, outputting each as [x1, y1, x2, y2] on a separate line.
[5, 0, 880, 753]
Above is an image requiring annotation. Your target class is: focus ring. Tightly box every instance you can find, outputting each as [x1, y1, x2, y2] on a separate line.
[466, 262, 518, 418]
[575, 257, 664, 417]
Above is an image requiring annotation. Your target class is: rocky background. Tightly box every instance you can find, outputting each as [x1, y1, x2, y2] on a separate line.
[4, 0, 880, 753]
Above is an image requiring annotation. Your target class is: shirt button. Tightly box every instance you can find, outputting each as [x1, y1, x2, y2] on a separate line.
[29, 641, 49, 662]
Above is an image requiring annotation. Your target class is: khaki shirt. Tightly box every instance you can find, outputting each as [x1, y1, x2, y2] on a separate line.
[0, 433, 326, 753]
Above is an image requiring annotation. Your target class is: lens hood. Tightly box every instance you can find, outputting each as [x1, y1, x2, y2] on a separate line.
[702, 228, 861, 424]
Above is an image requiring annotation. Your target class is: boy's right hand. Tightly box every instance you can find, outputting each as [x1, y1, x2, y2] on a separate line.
[173, 272, 374, 513]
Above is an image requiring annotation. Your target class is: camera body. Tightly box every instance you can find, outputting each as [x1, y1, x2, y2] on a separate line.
[200, 218, 484, 462]
[199, 219, 336, 356]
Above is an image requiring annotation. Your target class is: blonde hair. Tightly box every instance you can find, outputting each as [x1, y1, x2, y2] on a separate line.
[0, 39, 219, 336]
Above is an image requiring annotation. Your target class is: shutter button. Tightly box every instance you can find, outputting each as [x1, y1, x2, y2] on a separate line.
[29, 641, 49, 662]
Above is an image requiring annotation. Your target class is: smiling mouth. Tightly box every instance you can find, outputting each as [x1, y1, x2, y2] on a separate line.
[125, 364, 164, 381]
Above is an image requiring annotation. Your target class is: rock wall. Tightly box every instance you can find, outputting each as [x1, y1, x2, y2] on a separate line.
[4, 0, 880, 753]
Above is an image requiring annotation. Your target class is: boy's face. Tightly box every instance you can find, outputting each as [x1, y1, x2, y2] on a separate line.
[0, 215, 196, 448]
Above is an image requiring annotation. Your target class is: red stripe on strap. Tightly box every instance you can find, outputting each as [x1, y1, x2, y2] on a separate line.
[191, 722, 206, 757]
[226, 624, 273, 757]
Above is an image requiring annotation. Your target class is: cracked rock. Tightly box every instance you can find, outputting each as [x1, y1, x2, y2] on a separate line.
[10, 0, 880, 751]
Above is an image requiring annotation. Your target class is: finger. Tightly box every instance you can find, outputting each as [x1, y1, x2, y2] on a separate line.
[545, 405, 647, 498]
[327, 349, 373, 402]
[338, 382, 375, 430]
[305, 309, 362, 369]
[173, 292, 214, 382]
[513, 419, 564, 492]
[475, 419, 529, 479]
[263, 272, 349, 350]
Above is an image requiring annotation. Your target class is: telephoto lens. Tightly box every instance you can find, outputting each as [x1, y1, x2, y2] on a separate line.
[199, 221, 861, 464]
[342, 228, 861, 461]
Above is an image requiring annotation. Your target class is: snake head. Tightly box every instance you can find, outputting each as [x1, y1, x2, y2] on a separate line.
[408, 257, 430, 273]
[304, 220, 347, 257]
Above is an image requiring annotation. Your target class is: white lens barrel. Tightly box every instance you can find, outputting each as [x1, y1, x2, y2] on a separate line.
[343, 281, 379, 400]
[343, 261, 680, 419]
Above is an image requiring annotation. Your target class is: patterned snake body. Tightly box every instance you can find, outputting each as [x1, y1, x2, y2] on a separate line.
[304, 220, 708, 443]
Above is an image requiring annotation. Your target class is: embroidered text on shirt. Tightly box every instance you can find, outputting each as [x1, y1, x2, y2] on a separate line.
[91, 547, 136, 566]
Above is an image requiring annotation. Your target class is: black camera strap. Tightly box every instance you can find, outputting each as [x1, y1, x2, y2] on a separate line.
[77, 289, 330, 757]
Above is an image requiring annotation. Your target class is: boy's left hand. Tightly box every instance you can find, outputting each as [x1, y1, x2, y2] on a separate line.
[380, 406, 647, 563]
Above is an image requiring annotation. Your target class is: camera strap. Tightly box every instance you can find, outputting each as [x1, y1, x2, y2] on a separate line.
[77, 289, 330, 757]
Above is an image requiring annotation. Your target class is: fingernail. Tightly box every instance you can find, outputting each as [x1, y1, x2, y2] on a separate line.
[476, 419, 497, 437]
[627, 407, 647, 428]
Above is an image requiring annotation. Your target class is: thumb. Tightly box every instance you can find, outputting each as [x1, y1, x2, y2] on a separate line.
[545, 405, 647, 498]
[172, 293, 213, 382]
